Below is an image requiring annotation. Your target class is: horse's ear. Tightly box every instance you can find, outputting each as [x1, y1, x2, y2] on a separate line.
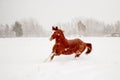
[55, 26, 58, 30]
[52, 26, 58, 30]
[52, 26, 56, 30]
[52, 26, 54, 30]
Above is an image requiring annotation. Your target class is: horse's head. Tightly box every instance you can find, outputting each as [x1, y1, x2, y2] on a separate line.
[50, 26, 64, 41]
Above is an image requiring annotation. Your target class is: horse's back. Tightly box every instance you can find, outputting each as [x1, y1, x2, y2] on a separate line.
[67, 38, 83, 46]
[67, 38, 86, 52]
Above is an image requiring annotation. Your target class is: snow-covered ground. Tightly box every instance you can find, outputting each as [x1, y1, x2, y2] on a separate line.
[0, 37, 120, 80]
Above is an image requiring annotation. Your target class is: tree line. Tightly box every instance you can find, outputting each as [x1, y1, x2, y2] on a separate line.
[0, 18, 120, 38]
[0, 19, 48, 38]
[57, 18, 120, 37]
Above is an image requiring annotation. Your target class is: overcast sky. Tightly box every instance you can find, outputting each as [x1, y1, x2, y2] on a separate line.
[0, 0, 120, 29]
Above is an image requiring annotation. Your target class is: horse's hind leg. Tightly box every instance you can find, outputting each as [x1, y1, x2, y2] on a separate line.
[75, 51, 81, 58]
[75, 54, 80, 58]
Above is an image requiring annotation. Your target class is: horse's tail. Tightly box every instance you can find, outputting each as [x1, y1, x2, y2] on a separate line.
[85, 43, 92, 54]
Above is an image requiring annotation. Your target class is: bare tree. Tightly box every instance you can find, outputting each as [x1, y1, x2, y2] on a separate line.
[115, 21, 120, 33]
[12, 21, 23, 37]
[77, 20, 86, 36]
[104, 24, 114, 34]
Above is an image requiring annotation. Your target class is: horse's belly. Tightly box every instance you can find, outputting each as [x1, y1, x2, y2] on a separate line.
[62, 52, 73, 55]
[62, 47, 76, 55]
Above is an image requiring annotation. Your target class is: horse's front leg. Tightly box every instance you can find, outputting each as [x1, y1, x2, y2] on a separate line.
[50, 51, 62, 61]
[50, 53, 55, 61]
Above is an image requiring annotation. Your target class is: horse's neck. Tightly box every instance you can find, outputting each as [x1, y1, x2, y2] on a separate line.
[55, 35, 68, 47]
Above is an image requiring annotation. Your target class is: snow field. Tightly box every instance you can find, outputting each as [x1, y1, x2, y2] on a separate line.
[0, 37, 120, 80]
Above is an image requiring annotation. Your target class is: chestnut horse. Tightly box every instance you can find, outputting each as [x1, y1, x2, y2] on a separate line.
[49, 26, 92, 61]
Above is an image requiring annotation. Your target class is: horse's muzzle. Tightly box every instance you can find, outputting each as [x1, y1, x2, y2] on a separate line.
[49, 37, 53, 41]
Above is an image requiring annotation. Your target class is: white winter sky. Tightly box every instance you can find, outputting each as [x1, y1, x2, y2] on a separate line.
[0, 0, 120, 30]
